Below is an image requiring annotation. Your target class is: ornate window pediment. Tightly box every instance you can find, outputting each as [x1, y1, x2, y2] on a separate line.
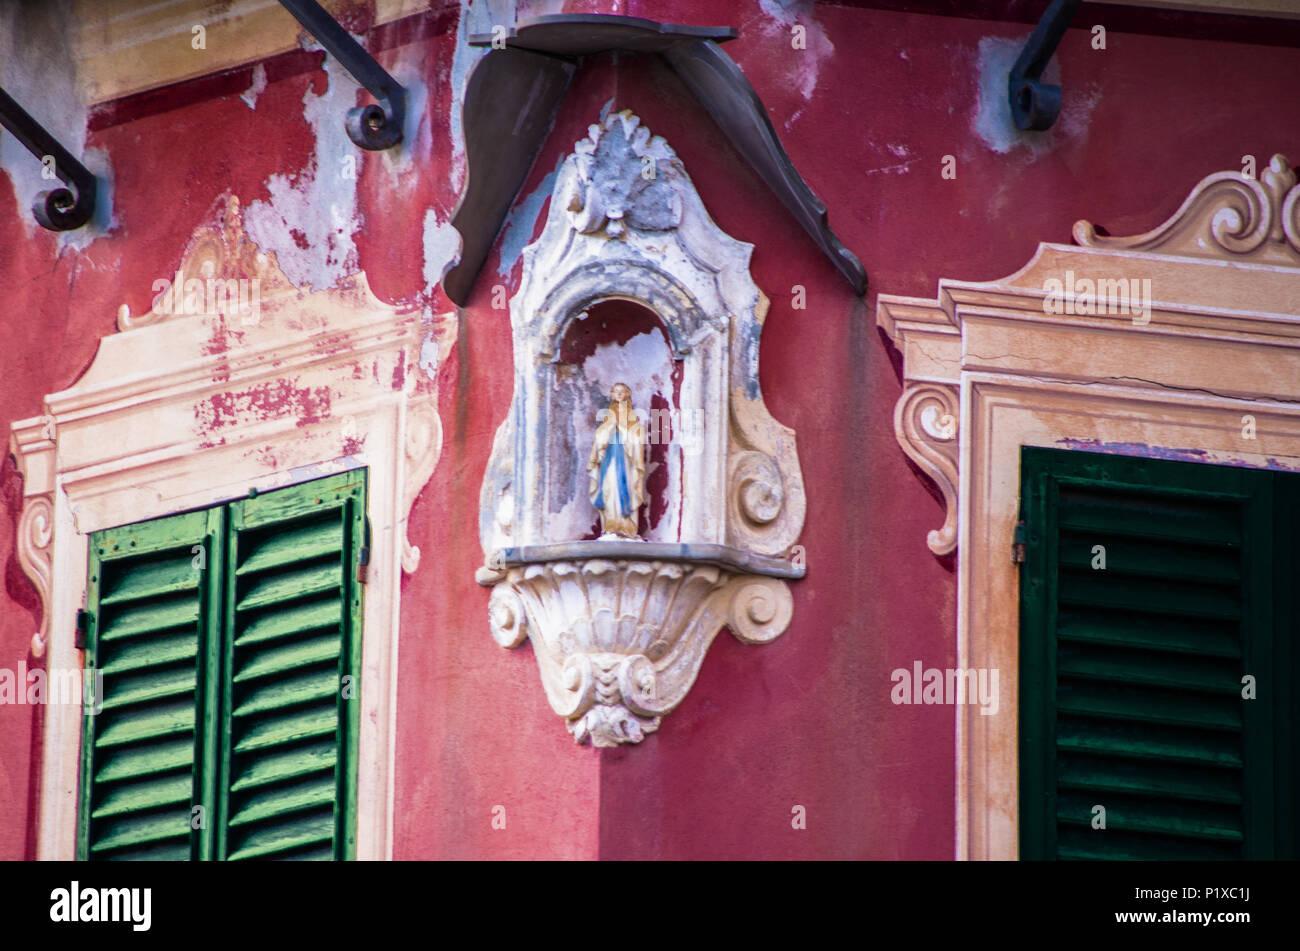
[878, 154, 1300, 860]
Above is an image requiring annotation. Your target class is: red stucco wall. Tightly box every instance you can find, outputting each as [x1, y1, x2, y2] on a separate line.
[3, 0, 1298, 860]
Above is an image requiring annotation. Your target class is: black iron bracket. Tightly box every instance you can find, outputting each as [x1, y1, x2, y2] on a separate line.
[443, 13, 867, 305]
[1009, 0, 1082, 131]
[278, 0, 406, 150]
[0, 87, 98, 231]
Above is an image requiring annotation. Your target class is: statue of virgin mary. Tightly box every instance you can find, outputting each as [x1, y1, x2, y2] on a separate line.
[588, 382, 646, 538]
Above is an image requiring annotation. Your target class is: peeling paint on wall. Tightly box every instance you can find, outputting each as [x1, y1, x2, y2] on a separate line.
[1057, 438, 1300, 472]
[496, 157, 563, 278]
[243, 51, 361, 291]
[423, 208, 462, 293]
[374, 58, 432, 191]
[241, 64, 269, 110]
[196, 378, 333, 434]
[447, 0, 493, 196]
[419, 330, 441, 382]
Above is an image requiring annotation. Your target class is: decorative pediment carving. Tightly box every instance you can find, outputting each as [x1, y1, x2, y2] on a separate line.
[116, 196, 298, 331]
[880, 153, 1300, 560]
[1073, 154, 1300, 266]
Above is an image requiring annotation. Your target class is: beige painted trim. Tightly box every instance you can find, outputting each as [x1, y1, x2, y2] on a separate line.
[75, 0, 426, 105]
[878, 154, 1300, 860]
[10, 196, 454, 860]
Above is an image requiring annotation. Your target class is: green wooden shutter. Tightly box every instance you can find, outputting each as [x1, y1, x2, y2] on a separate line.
[79, 469, 367, 861]
[1019, 447, 1297, 860]
[79, 507, 224, 860]
[217, 470, 366, 860]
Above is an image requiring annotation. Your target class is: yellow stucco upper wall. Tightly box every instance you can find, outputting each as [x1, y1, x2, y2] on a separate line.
[75, 0, 426, 104]
[73, 0, 1300, 106]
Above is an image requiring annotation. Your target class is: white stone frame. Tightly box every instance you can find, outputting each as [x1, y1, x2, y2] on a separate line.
[476, 111, 808, 747]
[478, 110, 803, 559]
[10, 197, 454, 860]
[878, 155, 1300, 860]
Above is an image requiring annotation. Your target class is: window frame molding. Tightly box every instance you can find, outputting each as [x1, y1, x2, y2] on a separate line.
[10, 196, 454, 860]
[878, 154, 1300, 860]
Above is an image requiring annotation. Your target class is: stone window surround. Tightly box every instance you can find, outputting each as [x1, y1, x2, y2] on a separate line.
[9, 196, 453, 860]
[878, 154, 1300, 860]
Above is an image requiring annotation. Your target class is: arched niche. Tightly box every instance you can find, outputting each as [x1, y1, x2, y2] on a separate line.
[549, 299, 683, 543]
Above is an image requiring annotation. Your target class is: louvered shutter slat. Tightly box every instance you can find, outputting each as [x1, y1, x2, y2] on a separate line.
[1057, 644, 1243, 694]
[95, 738, 198, 784]
[1056, 826, 1243, 861]
[1057, 607, 1241, 658]
[1055, 718, 1243, 768]
[1058, 570, 1242, 620]
[235, 597, 344, 647]
[234, 707, 339, 753]
[1056, 793, 1244, 842]
[1055, 682, 1242, 731]
[1057, 489, 1242, 545]
[101, 666, 201, 710]
[100, 632, 199, 675]
[100, 599, 201, 641]
[237, 563, 343, 611]
[236, 519, 343, 574]
[1058, 534, 1240, 584]
[233, 635, 341, 682]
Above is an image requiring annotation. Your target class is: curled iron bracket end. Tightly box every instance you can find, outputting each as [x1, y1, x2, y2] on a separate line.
[0, 87, 99, 232]
[279, 0, 407, 151]
[1008, 76, 1064, 133]
[1008, 0, 1082, 132]
[345, 92, 405, 151]
[33, 177, 98, 232]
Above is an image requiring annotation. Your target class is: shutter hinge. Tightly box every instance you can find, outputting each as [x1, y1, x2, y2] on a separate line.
[1012, 520, 1026, 564]
[74, 609, 92, 650]
[357, 517, 372, 584]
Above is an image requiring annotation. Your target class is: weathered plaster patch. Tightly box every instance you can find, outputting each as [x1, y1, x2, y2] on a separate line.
[447, 0, 494, 196]
[243, 53, 361, 291]
[419, 328, 441, 382]
[422, 209, 462, 291]
[241, 63, 268, 110]
[973, 36, 1059, 156]
[758, 0, 834, 128]
[496, 157, 563, 278]
[1057, 82, 1102, 149]
[376, 60, 431, 184]
[196, 378, 333, 433]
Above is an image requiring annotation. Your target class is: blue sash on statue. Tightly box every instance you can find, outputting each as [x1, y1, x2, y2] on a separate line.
[594, 424, 632, 517]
